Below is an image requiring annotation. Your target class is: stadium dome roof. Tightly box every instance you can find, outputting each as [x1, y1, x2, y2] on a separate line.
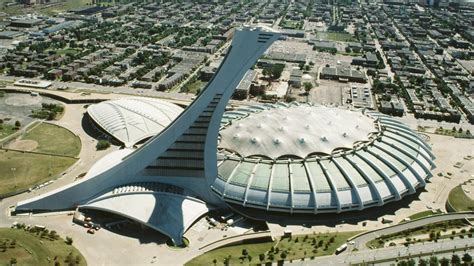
[87, 97, 183, 147]
[213, 103, 436, 214]
[219, 105, 376, 158]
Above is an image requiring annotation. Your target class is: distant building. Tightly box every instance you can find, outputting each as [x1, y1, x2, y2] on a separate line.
[320, 66, 367, 83]
[288, 68, 303, 88]
[10, 19, 42, 28]
[0, 31, 23, 39]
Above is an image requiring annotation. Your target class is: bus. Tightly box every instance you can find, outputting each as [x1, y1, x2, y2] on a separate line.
[335, 243, 347, 255]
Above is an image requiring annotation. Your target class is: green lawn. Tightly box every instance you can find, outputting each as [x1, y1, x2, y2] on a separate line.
[186, 241, 274, 266]
[275, 231, 360, 260]
[182, 79, 207, 94]
[448, 186, 474, 212]
[316, 32, 355, 42]
[0, 228, 86, 266]
[22, 123, 81, 157]
[0, 150, 77, 195]
[280, 20, 301, 29]
[367, 219, 469, 249]
[186, 231, 360, 265]
[0, 124, 16, 139]
[407, 211, 437, 221]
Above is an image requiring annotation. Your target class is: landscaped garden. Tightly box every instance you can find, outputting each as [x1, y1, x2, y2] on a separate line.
[186, 231, 360, 265]
[367, 219, 473, 249]
[0, 226, 86, 266]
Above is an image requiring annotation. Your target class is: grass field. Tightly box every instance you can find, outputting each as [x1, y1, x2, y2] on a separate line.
[448, 186, 474, 212]
[0, 228, 86, 266]
[367, 219, 469, 249]
[0, 124, 16, 139]
[186, 231, 360, 265]
[0, 150, 76, 194]
[55, 48, 80, 56]
[280, 20, 301, 29]
[316, 31, 355, 42]
[22, 123, 81, 157]
[184, 80, 207, 94]
[186, 241, 273, 266]
[407, 211, 437, 221]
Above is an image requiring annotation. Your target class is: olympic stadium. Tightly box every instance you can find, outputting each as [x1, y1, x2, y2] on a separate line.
[15, 27, 436, 245]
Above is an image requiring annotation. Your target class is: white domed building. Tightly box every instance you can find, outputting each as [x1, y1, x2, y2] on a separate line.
[213, 102, 435, 215]
[87, 97, 183, 147]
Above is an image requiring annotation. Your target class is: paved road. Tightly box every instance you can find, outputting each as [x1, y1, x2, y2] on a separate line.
[289, 237, 474, 265]
[351, 212, 474, 250]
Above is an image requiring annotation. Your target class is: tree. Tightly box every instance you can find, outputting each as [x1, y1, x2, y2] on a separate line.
[440, 257, 450, 266]
[65, 236, 73, 245]
[418, 258, 428, 266]
[345, 46, 351, 53]
[247, 255, 252, 262]
[462, 253, 472, 264]
[242, 249, 248, 256]
[263, 64, 285, 80]
[429, 231, 436, 240]
[96, 139, 111, 150]
[259, 254, 265, 261]
[451, 254, 460, 265]
[10, 257, 17, 265]
[304, 82, 313, 93]
[14, 121, 20, 128]
[430, 256, 439, 266]
[212, 258, 217, 265]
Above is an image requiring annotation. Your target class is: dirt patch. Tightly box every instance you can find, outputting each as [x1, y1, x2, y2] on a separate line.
[7, 139, 38, 151]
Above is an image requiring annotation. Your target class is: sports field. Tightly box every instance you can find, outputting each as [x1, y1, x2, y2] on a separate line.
[0, 123, 80, 195]
[0, 228, 86, 266]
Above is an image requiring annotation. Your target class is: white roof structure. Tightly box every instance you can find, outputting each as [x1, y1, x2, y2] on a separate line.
[82, 183, 209, 245]
[87, 97, 183, 147]
[219, 105, 376, 158]
[214, 104, 436, 214]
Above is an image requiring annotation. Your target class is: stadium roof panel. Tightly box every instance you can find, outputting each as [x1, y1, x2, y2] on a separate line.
[219, 105, 377, 158]
[87, 97, 183, 147]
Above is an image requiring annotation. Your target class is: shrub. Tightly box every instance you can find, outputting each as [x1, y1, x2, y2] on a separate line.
[96, 139, 110, 150]
[65, 236, 73, 245]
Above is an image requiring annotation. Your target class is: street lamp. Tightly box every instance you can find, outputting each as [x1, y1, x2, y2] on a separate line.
[11, 167, 17, 188]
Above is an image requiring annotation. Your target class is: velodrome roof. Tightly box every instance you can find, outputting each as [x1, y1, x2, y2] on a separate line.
[87, 97, 183, 147]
